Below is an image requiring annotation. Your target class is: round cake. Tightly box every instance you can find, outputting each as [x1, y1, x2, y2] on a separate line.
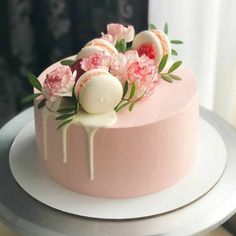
[28, 23, 198, 198]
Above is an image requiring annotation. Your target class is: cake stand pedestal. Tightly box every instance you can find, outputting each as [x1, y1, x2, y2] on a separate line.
[0, 107, 236, 236]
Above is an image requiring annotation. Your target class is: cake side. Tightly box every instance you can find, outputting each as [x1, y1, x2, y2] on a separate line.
[34, 65, 198, 198]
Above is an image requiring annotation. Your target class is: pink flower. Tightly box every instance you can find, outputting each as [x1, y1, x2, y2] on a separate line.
[80, 51, 111, 72]
[110, 50, 159, 97]
[107, 23, 135, 43]
[42, 66, 76, 103]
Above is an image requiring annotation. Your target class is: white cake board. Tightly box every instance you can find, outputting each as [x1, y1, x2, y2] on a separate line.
[9, 118, 227, 220]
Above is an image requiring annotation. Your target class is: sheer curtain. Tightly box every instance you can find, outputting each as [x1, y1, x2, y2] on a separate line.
[149, 0, 236, 127]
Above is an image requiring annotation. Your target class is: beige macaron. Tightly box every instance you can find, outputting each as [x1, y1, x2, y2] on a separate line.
[75, 69, 123, 114]
[76, 39, 118, 60]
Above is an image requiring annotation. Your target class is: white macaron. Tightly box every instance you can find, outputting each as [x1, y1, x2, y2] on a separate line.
[75, 69, 123, 114]
[132, 30, 171, 64]
[76, 39, 118, 60]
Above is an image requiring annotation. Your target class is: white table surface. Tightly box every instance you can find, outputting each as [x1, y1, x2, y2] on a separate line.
[0, 107, 236, 236]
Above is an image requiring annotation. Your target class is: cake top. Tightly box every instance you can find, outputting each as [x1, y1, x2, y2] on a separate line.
[23, 23, 186, 129]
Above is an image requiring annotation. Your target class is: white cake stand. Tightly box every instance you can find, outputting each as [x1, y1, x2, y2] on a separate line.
[0, 107, 236, 236]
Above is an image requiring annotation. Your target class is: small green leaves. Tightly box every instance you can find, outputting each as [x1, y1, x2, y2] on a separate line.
[115, 39, 127, 52]
[128, 103, 135, 111]
[60, 59, 76, 66]
[160, 73, 182, 83]
[128, 83, 136, 100]
[169, 74, 182, 80]
[57, 107, 75, 114]
[171, 49, 178, 56]
[56, 113, 74, 120]
[148, 23, 157, 30]
[168, 61, 182, 73]
[38, 98, 46, 109]
[56, 97, 77, 130]
[159, 59, 183, 83]
[57, 119, 73, 130]
[161, 74, 173, 83]
[27, 73, 42, 91]
[122, 81, 129, 98]
[21, 93, 42, 104]
[57, 107, 75, 113]
[115, 83, 146, 112]
[115, 101, 130, 112]
[164, 22, 168, 35]
[170, 40, 183, 44]
[158, 54, 168, 73]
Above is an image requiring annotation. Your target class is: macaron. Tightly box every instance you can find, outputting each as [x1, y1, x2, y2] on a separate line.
[132, 30, 171, 64]
[75, 69, 123, 114]
[76, 39, 118, 60]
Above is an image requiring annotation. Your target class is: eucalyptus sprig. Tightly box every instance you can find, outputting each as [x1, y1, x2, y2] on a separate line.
[158, 55, 182, 83]
[56, 88, 78, 130]
[148, 23, 157, 30]
[114, 82, 146, 112]
[21, 73, 45, 109]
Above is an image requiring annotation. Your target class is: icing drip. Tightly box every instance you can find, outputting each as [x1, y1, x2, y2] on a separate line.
[84, 127, 97, 180]
[62, 110, 117, 180]
[41, 108, 50, 160]
[62, 123, 71, 163]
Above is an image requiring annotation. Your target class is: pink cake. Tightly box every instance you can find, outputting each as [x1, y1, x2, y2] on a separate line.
[28, 23, 198, 198]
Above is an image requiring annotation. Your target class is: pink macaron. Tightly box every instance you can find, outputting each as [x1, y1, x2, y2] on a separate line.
[132, 29, 171, 64]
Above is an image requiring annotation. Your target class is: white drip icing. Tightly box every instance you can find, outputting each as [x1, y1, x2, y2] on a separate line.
[62, 123, 71, 163]
[61, 110, 117, 180]
[41, 108, 50, 160]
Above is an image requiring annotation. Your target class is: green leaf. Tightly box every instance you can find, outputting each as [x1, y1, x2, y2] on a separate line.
[60, 59, 75, 66]
[129, 103, 135, 111]
[57, 119, 73, 130]
[57, 107, 75, 114]
[161, 75, 173, 83]
[164, 22, 168, 35]
[171, 49, 178, 56]
[170, 40, 183, 44]
[38, 98, 46, 109]
[114, 101, 130, 112]
[168, 61, 182, 73]
[158, 54, 168, 73]
[128, 91, 146, 111]
[115, 39, 127, 52]
[148, 23, 157, 30]
[122, 81, 129, 98]
[27, 73, 42, 91]
[56, 113, 74, 120]
[128, 83, 136, 100]
[169, 74, 182, 80]
[21, 93, 41, 104]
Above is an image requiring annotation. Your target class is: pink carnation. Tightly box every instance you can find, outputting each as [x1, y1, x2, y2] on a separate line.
[107, 23, 135, 43]
[42, 65, 76, 103]
[80, 51, 111, 72]
[110, 50, 159, 97]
